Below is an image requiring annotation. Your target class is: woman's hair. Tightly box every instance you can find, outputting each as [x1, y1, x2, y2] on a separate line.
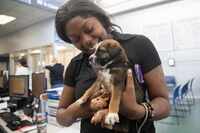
[55, 0, 121, 43]
[17, 57, 28, 67]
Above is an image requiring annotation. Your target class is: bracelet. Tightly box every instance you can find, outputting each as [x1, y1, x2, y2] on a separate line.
[137, 102, 155, 133]
[146, 102, 155, 120]
[143, 102, 154, 121]
[137, 103, 149, 133]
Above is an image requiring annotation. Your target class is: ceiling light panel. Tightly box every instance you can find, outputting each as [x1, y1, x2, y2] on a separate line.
[0, 15, 16, 25]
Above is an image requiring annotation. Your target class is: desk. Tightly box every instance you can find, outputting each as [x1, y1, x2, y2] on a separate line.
[0, 118, 80, 133]
[0, 118, 19, 133]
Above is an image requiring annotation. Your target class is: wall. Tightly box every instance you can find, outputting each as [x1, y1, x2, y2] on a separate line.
[0, 38, 9, 53]
[112, 0, 200, 98]
[0, 18, 55, 53]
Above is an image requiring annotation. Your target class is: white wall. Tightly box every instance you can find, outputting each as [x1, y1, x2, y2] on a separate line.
[0, 41, 8, 54]
[0, 18, 55, 53]
[112, 0, 200, 98]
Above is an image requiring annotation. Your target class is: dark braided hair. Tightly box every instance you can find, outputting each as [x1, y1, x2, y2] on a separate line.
[55, 0, 121, 43]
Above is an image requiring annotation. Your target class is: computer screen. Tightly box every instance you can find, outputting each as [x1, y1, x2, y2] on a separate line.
[9, 75, 29, 98]
[32, 72, 46, 98]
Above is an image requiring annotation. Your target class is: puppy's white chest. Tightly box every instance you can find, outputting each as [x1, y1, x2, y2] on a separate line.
[100, 69, 111, 83]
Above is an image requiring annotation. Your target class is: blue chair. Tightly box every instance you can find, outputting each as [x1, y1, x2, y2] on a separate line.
[180, 81, 190, 99]
[180, 79, 196, 112]
[165, 76, 176, 88]
[170, 85, 182, 125]
[188, 78, 195, 104]
[165, 76, 177, 95]
[172, 85, 181, 105]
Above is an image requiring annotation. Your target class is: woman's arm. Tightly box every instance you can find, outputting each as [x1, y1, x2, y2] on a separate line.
[120, 66, 170, 120]
[143, 65, 170, 120]
[56, 85, 93, 126]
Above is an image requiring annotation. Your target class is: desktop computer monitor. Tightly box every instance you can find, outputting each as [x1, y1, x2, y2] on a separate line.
[0, 72, 9, 97]
[0, 76, 8, 97]
[9, 75, 29, 98]
[32, 72, 46, 98]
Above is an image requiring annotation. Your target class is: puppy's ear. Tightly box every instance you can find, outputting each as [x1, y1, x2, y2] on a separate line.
[108, 47, 121, 58]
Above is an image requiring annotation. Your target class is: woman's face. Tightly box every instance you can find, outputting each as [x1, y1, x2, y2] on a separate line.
[65, 16, 108, 54]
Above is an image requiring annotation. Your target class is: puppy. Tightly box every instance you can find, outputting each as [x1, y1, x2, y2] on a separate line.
[77, 39, 129, 126]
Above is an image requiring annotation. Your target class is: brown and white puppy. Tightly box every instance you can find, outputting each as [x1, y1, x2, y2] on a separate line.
[77, 39, 129, 126]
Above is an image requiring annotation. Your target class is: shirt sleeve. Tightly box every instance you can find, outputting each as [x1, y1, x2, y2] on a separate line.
[64, 61, 76, 87]
[135, 35, 161, 73]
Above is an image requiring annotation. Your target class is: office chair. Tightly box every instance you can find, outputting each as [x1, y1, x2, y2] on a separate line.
[165, 76, 176, 96]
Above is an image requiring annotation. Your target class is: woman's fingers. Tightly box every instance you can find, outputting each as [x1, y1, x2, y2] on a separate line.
[91, 110, 104, 125]
[126, 69, 134, 92]
[91, 109, 108, 125]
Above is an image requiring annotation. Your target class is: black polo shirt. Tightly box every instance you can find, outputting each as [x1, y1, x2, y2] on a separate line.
[64, 31, 161, 133]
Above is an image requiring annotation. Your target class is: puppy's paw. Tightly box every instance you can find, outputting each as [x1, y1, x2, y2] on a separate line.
[105, 113, 119, 125]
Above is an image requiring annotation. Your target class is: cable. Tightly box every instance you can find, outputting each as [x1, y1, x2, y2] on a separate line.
[137, 103, 149, 133]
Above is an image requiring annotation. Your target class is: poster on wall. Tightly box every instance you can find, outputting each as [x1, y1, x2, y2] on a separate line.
[142, 23, 174, 52]
[173, 17, 200, 50]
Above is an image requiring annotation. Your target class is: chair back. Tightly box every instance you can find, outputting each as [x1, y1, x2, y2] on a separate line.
[32, 72, 46, 98]
[189, 78, 194, 91]
[173, 85, 181, 105]
[180, 81, 190, 98]
[165, 76, 176, 89]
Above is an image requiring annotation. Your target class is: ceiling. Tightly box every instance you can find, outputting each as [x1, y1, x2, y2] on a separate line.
[0, 0, 122, 37]
[0, 0, 56, 37]
[0, 0, 180, 37]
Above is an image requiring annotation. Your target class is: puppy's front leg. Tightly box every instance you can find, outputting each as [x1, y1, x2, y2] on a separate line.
[77, 80, 101, 105]
[105, 85, 122, 125]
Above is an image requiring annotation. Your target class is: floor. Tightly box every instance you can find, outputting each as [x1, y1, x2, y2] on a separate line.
[48, 99, 200, 133]
[155, 99, 200, 133]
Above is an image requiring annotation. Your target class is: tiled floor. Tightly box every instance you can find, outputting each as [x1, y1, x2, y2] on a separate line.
[155, 99, 200, 133]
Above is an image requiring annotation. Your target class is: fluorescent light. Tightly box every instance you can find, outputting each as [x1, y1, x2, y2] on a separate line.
[20, 53, 25, 57]
[31, 50, 41, 54]
[57, 45, 66, 51]
[0, 15, 16, 25]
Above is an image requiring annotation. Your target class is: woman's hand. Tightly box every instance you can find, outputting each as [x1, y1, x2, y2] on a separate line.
[91, 109, 108, 125]
[91, 109, 113, 129]
[120, 69, 138, 111]
[90, 95, 109, 111]
[120, 69, 145, 119]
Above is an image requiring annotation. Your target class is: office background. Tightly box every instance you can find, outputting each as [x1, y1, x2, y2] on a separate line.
[0, 0, 200, 133]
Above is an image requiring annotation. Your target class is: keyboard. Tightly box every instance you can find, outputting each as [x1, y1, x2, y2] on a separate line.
[0, 112, 33, 131]
[0, 112, 21, 123]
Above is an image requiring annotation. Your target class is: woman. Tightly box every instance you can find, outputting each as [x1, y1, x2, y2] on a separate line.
[55, 0, 170, 133]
